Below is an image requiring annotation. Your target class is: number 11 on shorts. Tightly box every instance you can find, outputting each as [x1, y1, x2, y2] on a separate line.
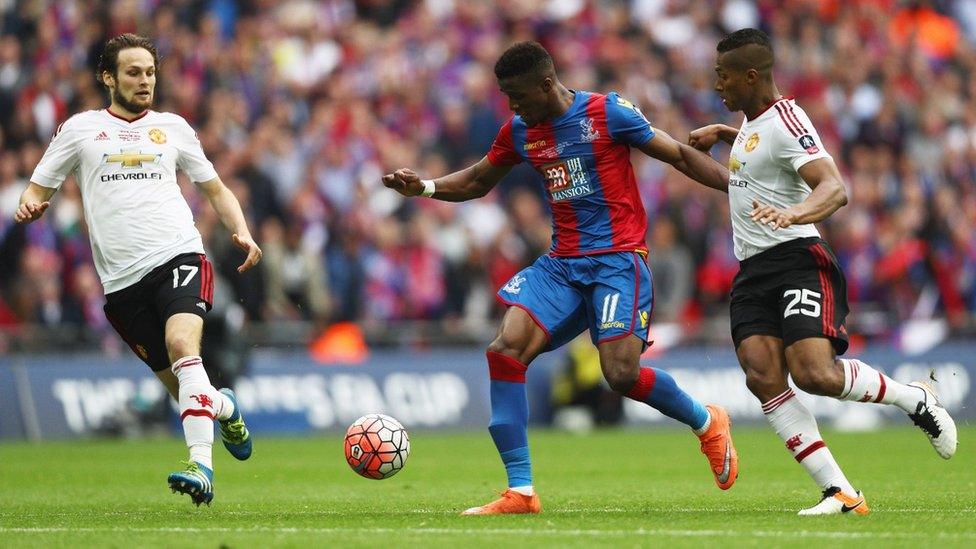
[602, 293, 620, 323]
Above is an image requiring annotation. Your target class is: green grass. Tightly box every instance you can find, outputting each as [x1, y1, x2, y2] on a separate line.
[0, 426, 973, 548]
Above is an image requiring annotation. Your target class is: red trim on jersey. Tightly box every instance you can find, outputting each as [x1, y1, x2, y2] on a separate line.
[486, 351, 528, 383]
[105, 108, 150, 123]
[874, 372, 887, 403]
[809, 244, 837, 338]
[783, 102, 809, 135]
[585, 94, 648, 254]
[795, 440, 826, 462]
[774, 102, 801, 137]
[181, 409, 216, 421]
[752, 96, 793, 120]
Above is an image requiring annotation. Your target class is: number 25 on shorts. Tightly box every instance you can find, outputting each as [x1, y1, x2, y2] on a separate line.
[783, 288, 821, 318]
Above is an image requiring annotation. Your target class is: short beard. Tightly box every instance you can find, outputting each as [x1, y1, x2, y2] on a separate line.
[112, 86, 150, 114]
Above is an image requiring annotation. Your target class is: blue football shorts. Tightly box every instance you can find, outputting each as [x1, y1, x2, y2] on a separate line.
[496, 251, 654, 351]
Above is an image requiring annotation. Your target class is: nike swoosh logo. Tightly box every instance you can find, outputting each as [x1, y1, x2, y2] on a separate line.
[841, 499, 864, 513]
[716, 443, 732, 484]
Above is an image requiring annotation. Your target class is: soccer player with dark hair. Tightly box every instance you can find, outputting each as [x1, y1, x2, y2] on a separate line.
[384, 41, 737, 515]
[14, 33, 261, 506]
[689, 28, 957, 515]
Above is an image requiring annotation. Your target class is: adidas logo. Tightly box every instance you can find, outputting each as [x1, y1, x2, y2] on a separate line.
[197, 302, 207, 311]
[94, 131, 109, 141]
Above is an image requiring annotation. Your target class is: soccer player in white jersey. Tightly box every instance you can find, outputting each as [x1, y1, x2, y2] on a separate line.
[13, 34, 262, 506]
[688, 28, 957, 516]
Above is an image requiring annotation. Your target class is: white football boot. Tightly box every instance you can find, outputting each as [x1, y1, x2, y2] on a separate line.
[798, 486, 869, 516]
[906, 381, 957, 459]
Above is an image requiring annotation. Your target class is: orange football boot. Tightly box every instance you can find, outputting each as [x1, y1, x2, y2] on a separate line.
[461, 489, 542, 515]
[698, 404, 738, 490]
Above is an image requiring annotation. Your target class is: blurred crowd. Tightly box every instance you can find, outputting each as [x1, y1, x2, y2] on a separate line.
[1, 0, 976, 350]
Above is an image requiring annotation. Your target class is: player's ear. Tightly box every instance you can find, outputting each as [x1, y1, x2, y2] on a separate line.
[745, 68, 759, 85]
[100, 70, 114, 88]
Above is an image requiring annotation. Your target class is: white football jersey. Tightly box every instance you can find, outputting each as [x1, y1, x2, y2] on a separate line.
[727, 98, 832, 260]
[31, 109, 217, 293]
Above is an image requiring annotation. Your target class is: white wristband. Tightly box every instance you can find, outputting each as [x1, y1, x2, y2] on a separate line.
[420, 179, 436, 198]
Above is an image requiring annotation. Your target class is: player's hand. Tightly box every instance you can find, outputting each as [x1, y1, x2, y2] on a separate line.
[750, 200, 798, 230]
[688, 125, 723, 152]
[381, 168, 423, 197]
[232, 233, 263, 273]
[13, 201, 50, 224]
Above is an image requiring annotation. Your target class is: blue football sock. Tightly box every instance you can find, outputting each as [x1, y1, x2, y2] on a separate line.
[486, 351, 532, 488]
[625, 367, 709, 431]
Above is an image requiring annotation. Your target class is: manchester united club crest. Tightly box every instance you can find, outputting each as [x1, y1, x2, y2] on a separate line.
[148, 128, 167, 144]
[745, 132, 760, 152]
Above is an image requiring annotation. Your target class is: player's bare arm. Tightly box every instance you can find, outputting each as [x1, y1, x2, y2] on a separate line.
[749, 157, 848, 230]
[688, 124, 739, 151]
[198, 176, 262, 272]
[638, 128, 729, 192]
[382, 156, 512, 202]
[14, 182, 57, 224]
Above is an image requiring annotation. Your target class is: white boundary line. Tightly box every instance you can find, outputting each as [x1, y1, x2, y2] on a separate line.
[1, 527, 974, 540]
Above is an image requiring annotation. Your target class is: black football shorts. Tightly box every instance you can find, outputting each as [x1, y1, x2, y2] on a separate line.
[103, 253, 215, 371]
[730, 237, 849, 354]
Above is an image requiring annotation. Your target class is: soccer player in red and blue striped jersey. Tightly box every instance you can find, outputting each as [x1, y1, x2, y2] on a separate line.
[383, 41, 735, 515]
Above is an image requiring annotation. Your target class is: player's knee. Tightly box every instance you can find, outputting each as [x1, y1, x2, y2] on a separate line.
[165, 331, 199, 362]
[789, 364, 832, 396]
[603, 360, 638, 393]
[487, 336, 533, 365]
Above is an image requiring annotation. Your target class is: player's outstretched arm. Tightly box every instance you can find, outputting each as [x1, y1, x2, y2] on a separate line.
[14, 182, 56, 224]
[750, 157, 848, 230]
[198, 176, 263, 273]
[638, 128, 729, 192]
[382, 157, 512, 202]
[688, 124, 739, 151]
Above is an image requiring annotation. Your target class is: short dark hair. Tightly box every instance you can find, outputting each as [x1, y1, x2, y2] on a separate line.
[717, 28, 773, 55]
[96, 33, 158, 88]
[494, 41, 554, 80]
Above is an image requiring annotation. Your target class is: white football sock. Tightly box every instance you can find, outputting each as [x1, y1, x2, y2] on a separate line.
[172, 356, 234, 469]
[510, 485, 534, 496]
[838, 358, 924, 413]
[763, 388, 857, 495]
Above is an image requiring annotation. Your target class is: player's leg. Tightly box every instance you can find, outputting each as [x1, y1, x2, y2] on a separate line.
[737, 335, 866, 515]
[591, 252, 736, 489]
[783, 241, 956, 459]
[597, 334, 737, 489]
[156, 254, 243, 505]
[463, 257, 583, 515]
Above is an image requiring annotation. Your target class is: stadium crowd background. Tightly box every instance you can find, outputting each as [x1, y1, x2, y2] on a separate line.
[1, 0, 975, 353]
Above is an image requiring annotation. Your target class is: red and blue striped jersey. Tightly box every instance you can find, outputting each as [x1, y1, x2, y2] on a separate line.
[487, 91, 654, 257]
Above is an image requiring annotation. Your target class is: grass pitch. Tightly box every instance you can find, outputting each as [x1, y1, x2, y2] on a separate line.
[1, 426, 973, 548]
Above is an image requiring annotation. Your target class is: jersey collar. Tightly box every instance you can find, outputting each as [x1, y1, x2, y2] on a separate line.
[748, 96, 793, 122]
[105, 108, 150, 123]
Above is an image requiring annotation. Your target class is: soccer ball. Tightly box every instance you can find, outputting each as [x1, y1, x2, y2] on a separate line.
[343, 413, 410, 479]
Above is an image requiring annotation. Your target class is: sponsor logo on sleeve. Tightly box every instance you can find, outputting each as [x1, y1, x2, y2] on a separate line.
[798, 134, 820, 154]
